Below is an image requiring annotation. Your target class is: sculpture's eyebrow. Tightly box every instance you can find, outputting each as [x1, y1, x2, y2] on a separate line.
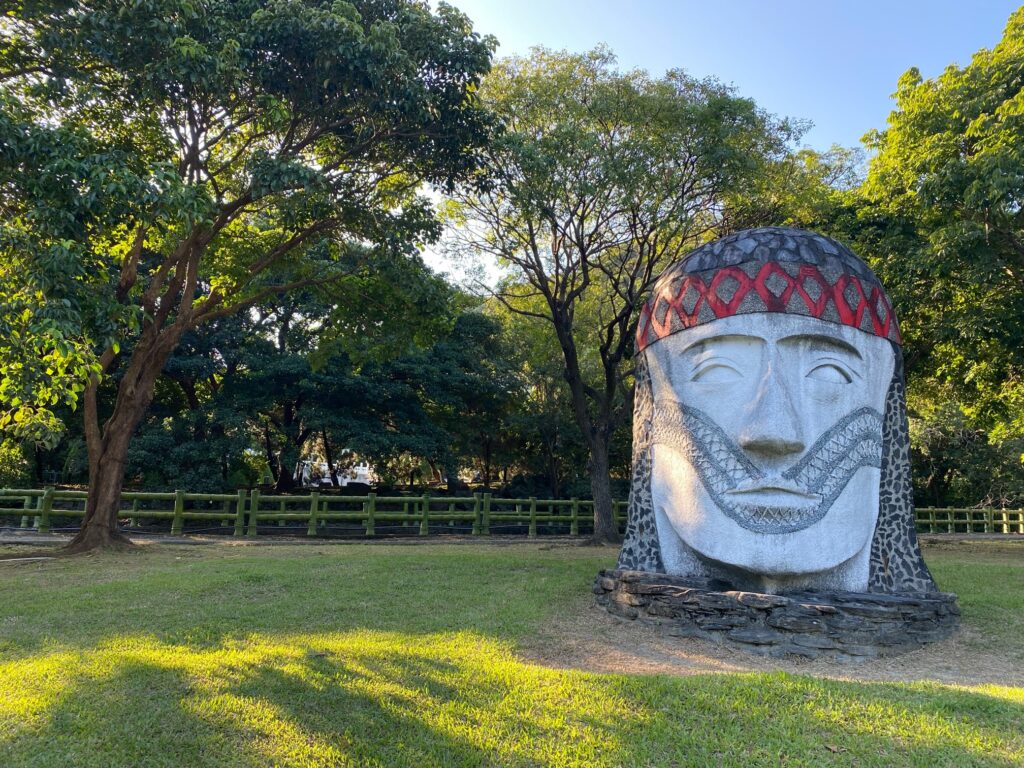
[679, 334, 763, 355]
[780, 333, 862, 359]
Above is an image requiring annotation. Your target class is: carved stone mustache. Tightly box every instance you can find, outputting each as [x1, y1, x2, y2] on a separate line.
[651, 401, 884, 534]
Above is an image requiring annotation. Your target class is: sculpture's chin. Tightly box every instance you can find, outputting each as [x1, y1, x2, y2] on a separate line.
[651, 445, 881, 589]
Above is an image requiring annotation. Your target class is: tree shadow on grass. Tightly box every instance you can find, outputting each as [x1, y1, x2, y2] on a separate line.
[2, 547, 1023, 766]
[0, 657, 218, 768]
[2, 636, 1023, 767]
[0, 633, 634, 767]
[604, 670, 1024, 767]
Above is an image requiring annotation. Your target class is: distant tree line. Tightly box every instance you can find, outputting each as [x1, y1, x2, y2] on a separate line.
[2, 271, 618, 499]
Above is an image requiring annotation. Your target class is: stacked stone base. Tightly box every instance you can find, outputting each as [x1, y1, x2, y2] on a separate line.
[594, 569, 960, 662]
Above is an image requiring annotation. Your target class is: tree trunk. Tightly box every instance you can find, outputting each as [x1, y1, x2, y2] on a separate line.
[65, 320, 187, 553]
[482, 438, 492, 490]
[273, 406, 305, 492]
[263, 426, 278, 484]
[322, 429, 340, 487]
[60, 214, 223, 553]
[66, 442, 136, 552]
[33, 444, 44, 485]
[545, 437, 560, 498]
[550, 320, 622, 544]
[274, 446, 297, 492]
[587, 437, 620, 544]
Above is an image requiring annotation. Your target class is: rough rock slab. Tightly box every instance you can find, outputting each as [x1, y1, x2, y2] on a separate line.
[594, 569, 960, 662]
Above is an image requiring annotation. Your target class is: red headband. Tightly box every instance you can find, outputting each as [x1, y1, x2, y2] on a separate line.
[637, 256, 901, 352]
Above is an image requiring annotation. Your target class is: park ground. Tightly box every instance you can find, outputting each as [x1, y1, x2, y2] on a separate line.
[0, 539, 1022, 767]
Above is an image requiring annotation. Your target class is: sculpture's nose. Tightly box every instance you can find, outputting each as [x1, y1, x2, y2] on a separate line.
[737, 363, 805, 460]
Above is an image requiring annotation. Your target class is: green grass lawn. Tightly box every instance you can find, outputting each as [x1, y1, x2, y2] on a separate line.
[0, 541, 1021, 767]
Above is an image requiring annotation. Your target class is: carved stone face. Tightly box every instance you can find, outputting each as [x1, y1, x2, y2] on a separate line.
[645, 312, 895, 592]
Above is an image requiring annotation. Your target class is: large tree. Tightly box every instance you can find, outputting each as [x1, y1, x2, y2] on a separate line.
[447, 47, 794, 542]
[0, 0, 493, 550]
[850, 8, 1024, 505]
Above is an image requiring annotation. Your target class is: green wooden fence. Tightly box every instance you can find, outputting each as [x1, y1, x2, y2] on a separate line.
[915, 507, 1024, 534]
[0, 488, 631, 537]
[1, 487, 1022, 537]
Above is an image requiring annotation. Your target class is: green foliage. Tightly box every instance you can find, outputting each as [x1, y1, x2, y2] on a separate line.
[395, 312, 523, 485]
[908, 396, 1024, 507]
[721, 145, 865, 233]
[0, 0, 495, 448]
[5, 3, 1024, 509]
[112, 274, 519, 492]
[0, 439, 31, 487]
[488, 300, 602, 495]
[848, 8, 1024, 505]
[447, 47, 795, 529]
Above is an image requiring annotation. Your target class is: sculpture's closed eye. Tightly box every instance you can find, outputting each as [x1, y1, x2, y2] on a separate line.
[806, 362, 853, 383]
[691, 361, 742, 382]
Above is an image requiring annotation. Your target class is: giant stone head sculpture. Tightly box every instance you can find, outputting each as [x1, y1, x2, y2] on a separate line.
[618, 227, 938, 594]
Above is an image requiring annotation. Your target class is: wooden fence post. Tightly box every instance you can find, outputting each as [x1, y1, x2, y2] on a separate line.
[570, 497, 579, 536]
[471, 493, 481, 535]
[482, 493, 491, 535]
[129, 497, 140, 528]
[307, 491, 320, 537]
[171, 489, 185, 535]
[365, 493, 376, 537]
[528, 496, 537, 538]
[234, 490, 248, 537]
[419, 493, 430, 536]
[247, 489, 261, 537]
[19, 495, 31, 529]
[38, 486, 54, 534]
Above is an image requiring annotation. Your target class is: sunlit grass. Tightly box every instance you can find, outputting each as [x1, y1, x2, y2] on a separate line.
[0, 630, 638, 767]
[0, 542, 1021, 767]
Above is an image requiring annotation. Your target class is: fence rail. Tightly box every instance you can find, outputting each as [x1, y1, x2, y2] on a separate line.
[1, 487, 1022, 537]
[0, 487, 631, 537]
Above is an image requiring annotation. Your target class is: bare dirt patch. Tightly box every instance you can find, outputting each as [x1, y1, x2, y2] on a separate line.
[522, 538, 1024, 688]
[520, 594, 1022, 687]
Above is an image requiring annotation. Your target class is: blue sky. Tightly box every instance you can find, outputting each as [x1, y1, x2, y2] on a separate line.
[446, 0, 1021, 151]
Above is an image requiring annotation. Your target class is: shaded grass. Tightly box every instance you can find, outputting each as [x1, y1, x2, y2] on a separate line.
[0, 542, 1021, 767]
[920, 540, 1024, 661]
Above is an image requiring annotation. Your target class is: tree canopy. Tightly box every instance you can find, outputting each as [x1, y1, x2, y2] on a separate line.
[0, 0, 495, 548]
[446, 46, 796, 540]
[851, 8, 1024, 505]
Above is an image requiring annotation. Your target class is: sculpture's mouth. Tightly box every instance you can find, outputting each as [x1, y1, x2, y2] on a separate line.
[723, 479, 820, 506]
[721, 499, 825, 532]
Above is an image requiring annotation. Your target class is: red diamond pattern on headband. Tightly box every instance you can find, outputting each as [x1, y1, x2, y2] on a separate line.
[636, 261, 901, 352]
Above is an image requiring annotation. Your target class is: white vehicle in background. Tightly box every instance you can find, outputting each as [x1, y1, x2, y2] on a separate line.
[294, 460, 376, 488]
